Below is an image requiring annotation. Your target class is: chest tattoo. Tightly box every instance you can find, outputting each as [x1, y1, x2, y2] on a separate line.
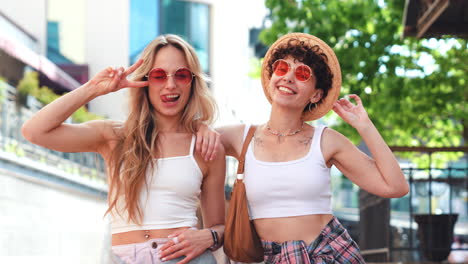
[254, 136, 264, 147]
[298, 136, 313, 148]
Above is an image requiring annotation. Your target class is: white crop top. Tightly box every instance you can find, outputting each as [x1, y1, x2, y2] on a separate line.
[111, 135, 203, 234]
[243, 124, 332, 219]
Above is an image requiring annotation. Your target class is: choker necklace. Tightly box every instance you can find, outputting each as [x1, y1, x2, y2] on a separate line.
[266, 122, 305, 142]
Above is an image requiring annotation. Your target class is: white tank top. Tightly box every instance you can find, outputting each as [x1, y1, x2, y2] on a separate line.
[244, 124, 332, 219]
[111, 135, 202, 234]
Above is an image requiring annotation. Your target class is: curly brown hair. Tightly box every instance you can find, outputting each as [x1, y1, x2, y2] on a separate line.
[266, 38, 334, 112]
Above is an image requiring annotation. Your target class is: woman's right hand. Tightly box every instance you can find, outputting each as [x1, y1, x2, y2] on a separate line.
[88, 59, 149, 96]
[158, 228, 213, 264]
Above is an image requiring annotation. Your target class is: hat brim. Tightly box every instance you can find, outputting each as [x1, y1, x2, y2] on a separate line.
[261, 33, 341, 121]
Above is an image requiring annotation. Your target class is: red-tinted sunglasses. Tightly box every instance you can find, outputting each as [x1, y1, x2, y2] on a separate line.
[272, 59, 313, 82]
[145, 68, 194, 86]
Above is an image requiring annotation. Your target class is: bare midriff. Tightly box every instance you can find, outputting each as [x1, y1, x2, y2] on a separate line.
[253, 214, 333, 245]
[112, 227, 191, 246]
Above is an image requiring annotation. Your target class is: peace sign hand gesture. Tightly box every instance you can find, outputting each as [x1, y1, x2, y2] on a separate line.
[332, 94, 371, 130]
[88, 59, 148, 96]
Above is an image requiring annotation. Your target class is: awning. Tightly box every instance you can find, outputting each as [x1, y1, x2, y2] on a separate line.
[403, 0, 468, 38]
[0, 31, 80, 91]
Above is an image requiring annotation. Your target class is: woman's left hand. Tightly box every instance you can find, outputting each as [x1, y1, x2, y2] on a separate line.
[332, 94, 371, 130]
[195, 124, 221, 161]
[158, 229, 212, 264]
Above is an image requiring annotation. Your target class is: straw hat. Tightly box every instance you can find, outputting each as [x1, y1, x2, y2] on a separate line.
[261, 33, 342, 121]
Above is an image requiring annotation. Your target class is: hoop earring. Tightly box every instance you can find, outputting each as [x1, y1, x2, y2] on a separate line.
[308, 103, 318, 113]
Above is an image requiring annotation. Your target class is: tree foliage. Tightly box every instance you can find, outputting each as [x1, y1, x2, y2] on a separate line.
[260, 0, 467, 166]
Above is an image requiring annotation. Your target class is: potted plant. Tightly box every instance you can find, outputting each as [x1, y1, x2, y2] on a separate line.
[16, 71, 39, 107]
[414, 213, 458, 261]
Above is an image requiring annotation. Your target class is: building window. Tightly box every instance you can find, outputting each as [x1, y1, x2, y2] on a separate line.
[129, 0, 210, 72]
[130, 0, 160, 64]
[160, 0, 211, 74]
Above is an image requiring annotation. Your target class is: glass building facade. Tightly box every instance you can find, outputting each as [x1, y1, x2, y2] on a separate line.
[130, 0, 211, 73]
[130, 0, 160, 64]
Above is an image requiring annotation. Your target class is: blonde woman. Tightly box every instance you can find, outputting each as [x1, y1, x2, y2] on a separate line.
[22, 34, 225, 264]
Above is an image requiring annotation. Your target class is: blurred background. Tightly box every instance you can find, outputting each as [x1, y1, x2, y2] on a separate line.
[0, 0, 466, 263]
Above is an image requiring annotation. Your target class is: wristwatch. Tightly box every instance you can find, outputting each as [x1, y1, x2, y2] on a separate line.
[208, 229, 219, 251]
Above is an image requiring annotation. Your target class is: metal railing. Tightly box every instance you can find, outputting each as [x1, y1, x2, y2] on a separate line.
[0, 80, 106, 184]
[389, 166, 468, 261]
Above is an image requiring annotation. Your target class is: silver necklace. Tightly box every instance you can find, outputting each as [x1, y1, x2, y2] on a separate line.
[266, 122, 305, 142]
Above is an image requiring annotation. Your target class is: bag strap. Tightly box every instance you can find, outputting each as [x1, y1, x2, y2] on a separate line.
[236, 125, 257, 175]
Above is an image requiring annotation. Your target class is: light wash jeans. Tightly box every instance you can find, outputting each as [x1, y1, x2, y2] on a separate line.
[111, 238, 216, 264]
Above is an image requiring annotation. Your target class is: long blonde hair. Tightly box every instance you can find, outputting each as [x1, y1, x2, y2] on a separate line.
[105, 34, 217, 224]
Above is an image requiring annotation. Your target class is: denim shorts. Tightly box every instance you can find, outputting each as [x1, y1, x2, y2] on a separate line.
[261, 217, 366, 264]
[111, 238, 216, 264]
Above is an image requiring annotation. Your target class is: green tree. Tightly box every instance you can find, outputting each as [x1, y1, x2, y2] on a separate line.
[260, 0, 467, 166]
